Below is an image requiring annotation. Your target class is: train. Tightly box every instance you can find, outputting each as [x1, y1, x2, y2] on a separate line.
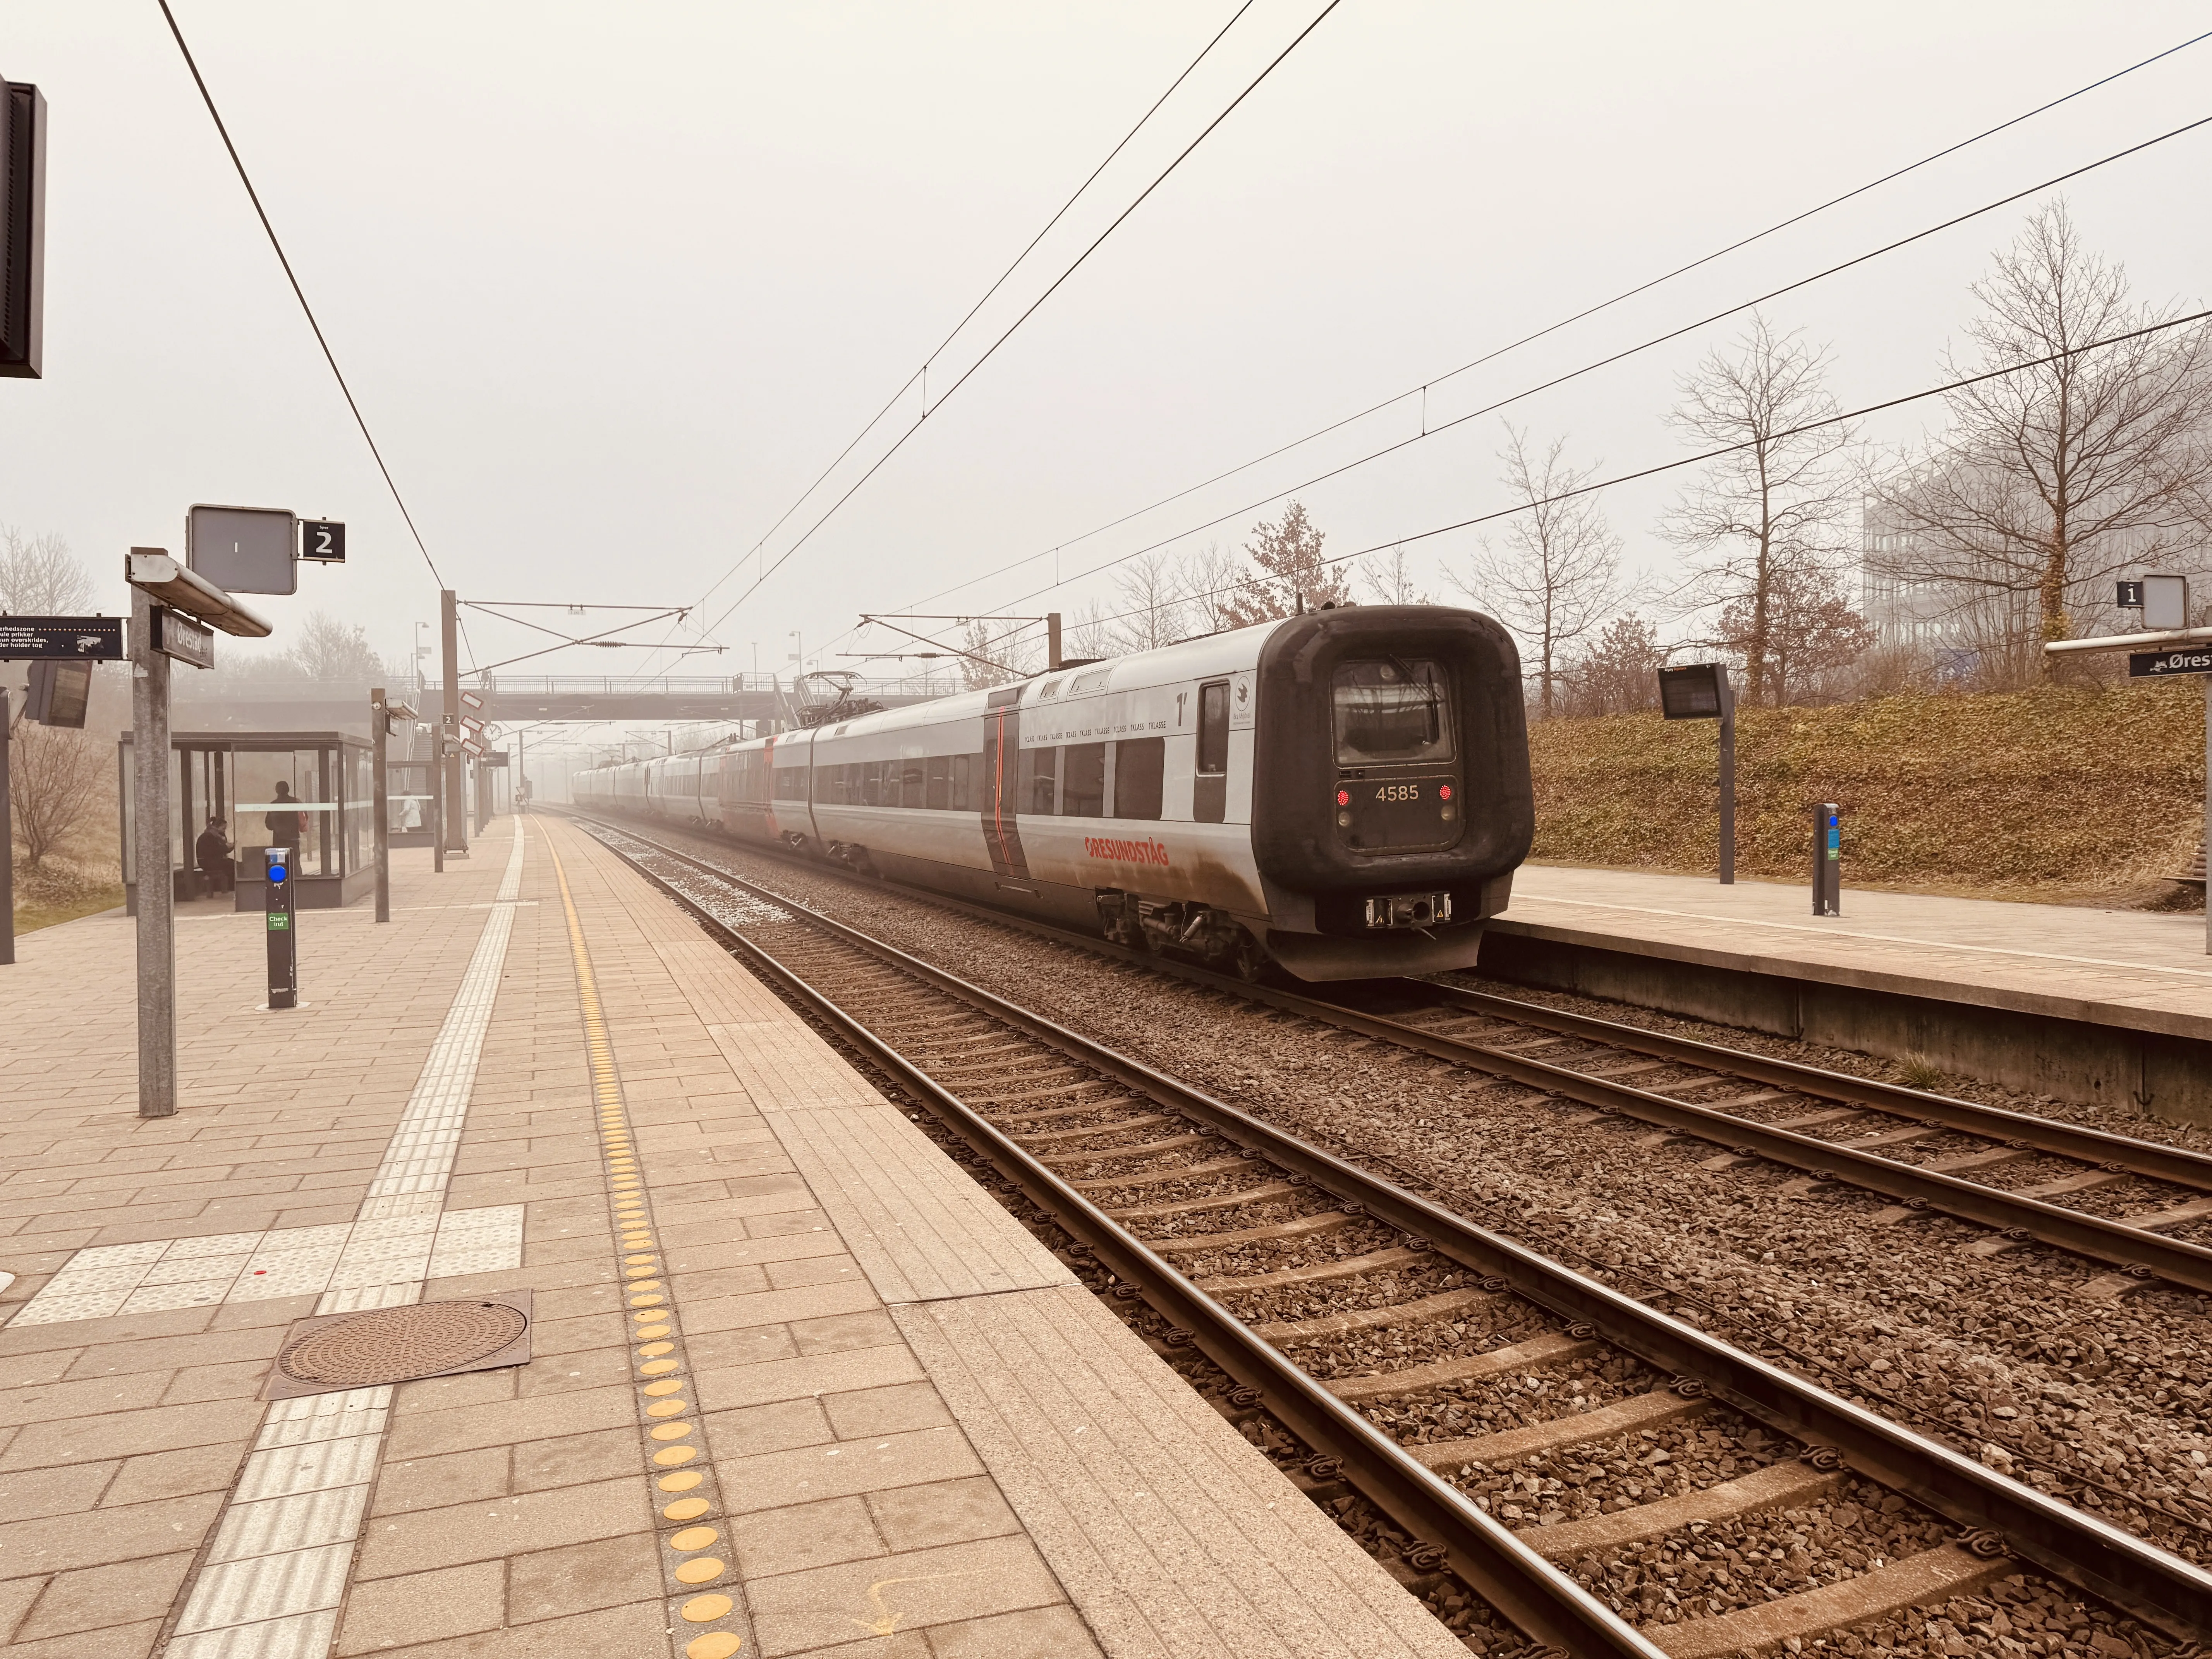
[572, 605, 1533, 981]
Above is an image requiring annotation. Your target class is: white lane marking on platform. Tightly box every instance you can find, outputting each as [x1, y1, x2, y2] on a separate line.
[7, 1206, 524, 1324]
[160, 828, 527, 1659]
[1515, 894, 2212, 981]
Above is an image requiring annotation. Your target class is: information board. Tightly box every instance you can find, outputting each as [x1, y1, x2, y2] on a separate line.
[0, 615, 124, 659]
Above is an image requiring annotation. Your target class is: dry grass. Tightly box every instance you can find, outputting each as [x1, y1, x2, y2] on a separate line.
[1527, 680, 2206, 905]
[9, 852, 124, 934]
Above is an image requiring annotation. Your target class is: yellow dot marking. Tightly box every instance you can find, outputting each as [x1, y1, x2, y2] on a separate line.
[670, 1525, 720, 1551]
[624, 1254, 657, 1266]
[635, 1324, 672, 1338]
[673, 1557, 726, 1585]
[625, 1266, 658, 1278]
[650, 1422, 693, 1441]
[653, 1445, 699, 1466]
[642, 1379, 684, 1395]
[639, 1359, 679, 1376]
[679, 1592, 732, 1623]
[663, 1498, 711, 1522]
[687, 1634, 744, 1659]
[630, 1293, 667, 1308]
[637, 1342, 675, 1358]
[659, 1470, 704, 1493]
[646, 1399, 687, 1418]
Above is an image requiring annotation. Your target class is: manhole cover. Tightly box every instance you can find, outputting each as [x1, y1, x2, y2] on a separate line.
[267, 1295, 532, 1398]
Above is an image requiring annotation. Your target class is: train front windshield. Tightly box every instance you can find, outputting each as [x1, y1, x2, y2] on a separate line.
[1331, 660, 1453, 766]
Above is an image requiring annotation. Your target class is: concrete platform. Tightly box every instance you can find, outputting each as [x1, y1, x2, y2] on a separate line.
[1484, 865, 2212, 1122]
[0, 815, 1464, 1659]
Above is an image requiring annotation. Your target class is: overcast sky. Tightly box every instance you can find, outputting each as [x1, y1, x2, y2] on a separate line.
[4, 1, 2209, 753]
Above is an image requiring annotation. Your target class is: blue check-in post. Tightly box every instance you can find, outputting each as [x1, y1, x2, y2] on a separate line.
[1813, 803, 1841, 917]
[265, 847, 298, 1010]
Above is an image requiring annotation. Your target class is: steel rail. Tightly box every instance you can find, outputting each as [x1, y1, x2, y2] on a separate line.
[1396, 981, 2212, 1195]
[578, 816, 2212, 1644]
[1257, 993, 2212, 1296]
[556, 810, 2212, 1288]
[582, 826, 1658, 1654]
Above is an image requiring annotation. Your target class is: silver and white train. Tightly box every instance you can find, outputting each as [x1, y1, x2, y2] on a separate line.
[573, 605, 1533, 981]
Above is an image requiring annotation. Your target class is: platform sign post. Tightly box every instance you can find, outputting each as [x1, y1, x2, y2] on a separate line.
[1813, 803, 1841, 917]
[129, 583, 177, 1112]
[440, 591, 469, 860]
[1657, 663, 1737, 885]
[124, 547, 273, 1114]
[263, 847, 297, 1010]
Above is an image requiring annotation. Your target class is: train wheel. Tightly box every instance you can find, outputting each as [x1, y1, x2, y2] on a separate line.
[1223, 926, 1269, 982]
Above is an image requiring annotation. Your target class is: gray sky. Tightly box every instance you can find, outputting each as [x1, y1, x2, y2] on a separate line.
[4, 0, 2209, 735]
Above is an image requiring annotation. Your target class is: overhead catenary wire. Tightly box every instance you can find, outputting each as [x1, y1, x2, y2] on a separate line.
[684, 0, 1260, 625]
[691, 0, 1349, 650]
[155, 0, 447, 592]
[936, 109, 2212, 632]
[1061, 308, 2212, 636]
[859, 31, 2212, 632]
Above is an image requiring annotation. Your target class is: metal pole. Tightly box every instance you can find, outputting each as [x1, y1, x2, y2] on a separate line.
[131, 587, 177, 1116]
[440, 588, 468, 858]
[1717, 680, 1736, 886]
[371, 686, 391, 923]
[1047, 612, 1063, 671]
[2203, 676, 2210, 957]
[1, 685, 14, 966]
[431, 740, 445, 874]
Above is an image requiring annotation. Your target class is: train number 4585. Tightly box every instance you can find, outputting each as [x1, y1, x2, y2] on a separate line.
[1374, 783, 1421, 802]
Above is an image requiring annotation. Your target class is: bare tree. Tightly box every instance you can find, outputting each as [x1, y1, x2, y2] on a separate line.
[1715, 564, 1873, 707]
[8, 720, 105, 870]
[0, 527, 93, 614]
[1659, 314, 1857, 705]
[1105, 553, 1190, 654]
[1561, 612, 1666, 716]
[1175, 542, 1244, 634]
[1220, 502, 1349, 627]
[956, 618, 1026, 690]
[1459, 425, 1627, 718]
[1870, 200, 2212, 671]
[284, 611, 388, 680]
[1359, 545, 1432, 606]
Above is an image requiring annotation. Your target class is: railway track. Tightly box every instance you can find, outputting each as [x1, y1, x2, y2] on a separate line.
[571, 814, 2212, 1657]
[562, 808, 2212, 1298]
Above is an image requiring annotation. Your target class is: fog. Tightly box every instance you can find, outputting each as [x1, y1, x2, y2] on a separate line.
[4, 1, 2208, 761]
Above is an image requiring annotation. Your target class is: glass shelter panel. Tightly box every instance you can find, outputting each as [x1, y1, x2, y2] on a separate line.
[233, 748, 333, 876]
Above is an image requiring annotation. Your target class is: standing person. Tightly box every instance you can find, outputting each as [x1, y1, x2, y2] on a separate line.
[194, 817, 234, 897]
[264, 781, 305, 861]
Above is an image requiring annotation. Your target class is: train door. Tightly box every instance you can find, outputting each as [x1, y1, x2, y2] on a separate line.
[981, 687, 1028, 877]
[1194, 679, 1230, 823]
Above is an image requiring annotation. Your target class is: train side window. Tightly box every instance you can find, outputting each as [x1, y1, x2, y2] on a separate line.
[950, 752, 973, 812]
[861, 761, 881, 807]
[1112, 737, 1164, 820]
[901, 761, 925, 805]
[1018, 746, 1057, 814]
[1197, 682, 1230, 775]
[1062, 744, 1106, 817]
[926, 756, 951, 810]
